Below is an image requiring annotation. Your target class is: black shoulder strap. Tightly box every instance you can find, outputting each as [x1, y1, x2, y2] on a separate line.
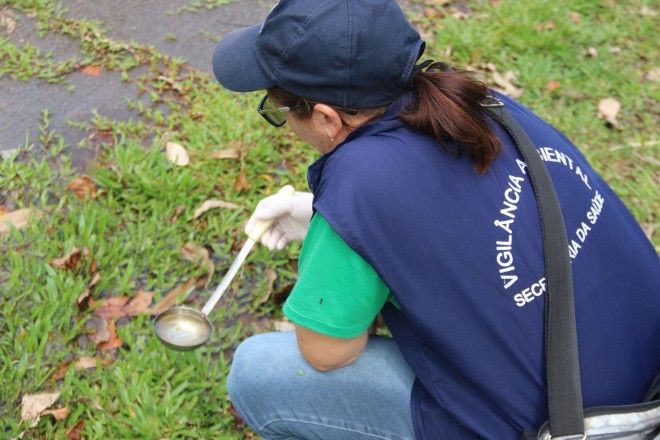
[483, 99, 585, 438]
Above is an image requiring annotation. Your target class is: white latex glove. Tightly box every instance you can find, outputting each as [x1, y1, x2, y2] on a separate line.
[245, 190, 314, 251]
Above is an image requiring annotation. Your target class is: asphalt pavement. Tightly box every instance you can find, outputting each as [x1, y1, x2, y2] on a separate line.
[0, 0, 273, 163]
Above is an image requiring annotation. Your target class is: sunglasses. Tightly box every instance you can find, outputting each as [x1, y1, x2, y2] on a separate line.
[257, 94, 360, 128]
[257, 94, 303, 127]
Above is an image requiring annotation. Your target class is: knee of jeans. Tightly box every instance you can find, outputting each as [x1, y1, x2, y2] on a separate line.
[227, 332, 293, 410]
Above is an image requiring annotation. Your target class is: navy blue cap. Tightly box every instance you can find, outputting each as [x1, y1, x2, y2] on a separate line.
[213, 0, 425, 108]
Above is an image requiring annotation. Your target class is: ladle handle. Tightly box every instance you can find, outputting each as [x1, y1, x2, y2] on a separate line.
[245, 185, 296, 241]
[199, 185, 296, 317]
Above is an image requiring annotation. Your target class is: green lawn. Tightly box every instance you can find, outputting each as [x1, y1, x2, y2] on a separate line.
[1, 0, 657, 438]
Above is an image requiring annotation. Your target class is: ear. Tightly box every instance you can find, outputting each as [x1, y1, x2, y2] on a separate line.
[310, 104, 343, 139]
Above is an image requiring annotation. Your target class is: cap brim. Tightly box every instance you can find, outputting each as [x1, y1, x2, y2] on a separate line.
[212, 24, 273, 92]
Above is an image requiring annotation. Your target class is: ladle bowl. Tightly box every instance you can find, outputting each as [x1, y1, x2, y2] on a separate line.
[153, 185, 295, 351]
[154, 307, 213, 350]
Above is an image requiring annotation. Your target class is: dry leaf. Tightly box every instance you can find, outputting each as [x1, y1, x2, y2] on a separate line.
[66, 420, 85, 440]
[165, 142, 190, 166]
[608, 46, 621, 54]
[537, 21, 555, 31]
[451, 10, 470, 20]
[569, 11, 581, 24]
[640, 6, 657, 17]
[68, 176, 97, 200]
[546, 80, 561, 92]
[272, 319, 295, 332]
[123, 290, 153, 316]
[52, 356, 113, 380]
[233, 170, 250, 192]
[424, 8, 441, 18]
[491, 70, 523, 98]
[42, 407, 70, 421]
[210, 148, 240, 160]
[81, 65, 102, 76]
[192, 199, 241, 219]
[93, 292, 151, 319]
[646, 68, 660, 82]
[77, 272, 101, 310]
[587, 47, 598, 58]
[149, 277, 202, 315]
[50, 247, 90, 271]
[0, 208, 43, 234]
[170, 205, 185, 224]
[21, 392, 60, 425]
[97, 320, 122, 350]
[94, 296, 129, 320]
[597, 97, 621, 128]
[181, 244, 214, 288]
[0, 9, 16, 34]
[89, 317, 110, 344]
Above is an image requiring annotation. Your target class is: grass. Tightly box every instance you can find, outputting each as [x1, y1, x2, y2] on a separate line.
[0, 0, 658, 438]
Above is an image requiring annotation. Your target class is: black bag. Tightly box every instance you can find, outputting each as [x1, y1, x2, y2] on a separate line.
[482, 97, 660, 440]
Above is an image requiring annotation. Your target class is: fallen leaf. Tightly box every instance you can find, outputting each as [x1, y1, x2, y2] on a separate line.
[77, 272, 101, 310]
[192, 199, 241, 219]
[646, 68, 660, 82]
[587, 47, 598, 58]
[93, 291, 152, 318]
[94, 296, 129, 320]
[80, 65, 102, 76]
[0, 9, 16, 34]
[50, 247, 90, 271]
[546, 80, 561, 92]
[597, 97, 621, 128]
[157, 75, 184, 93]
[52, 356, 112, 380]
[569, 11, 581, 24]
[42, 407, 70, 421]
[0, 208, 44, 234]
[68, 175, 97, 200]
[608, 46, 621, 55]
[451, 10, 470, 20]
[87, 129, 114, 145]
[66, 420, 85, 440]
[181, 244, 214, 288]
[97, 320, 122, 350]
[424, 8, 441, 18]
[640, 6, 657, 17]
[89, 317, 110, 344]
[491, 70, 523, 98]
[21, 392, 60, 426]
[165, 142, 190, 166]
[272, 319, 295, 332]
[210, 148, 240, 159]
[149, 277, 203, 315]
[123, 290, 153, 316]
[170, 205, 185, 224]
[537, 21, 555, 31]
[233, 170, 250, 192]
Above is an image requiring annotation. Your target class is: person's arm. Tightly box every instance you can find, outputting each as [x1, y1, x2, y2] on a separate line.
[294, 325, 368, 371]
[281, 213, 390, 371]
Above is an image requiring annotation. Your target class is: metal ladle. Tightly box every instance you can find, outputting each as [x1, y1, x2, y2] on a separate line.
[154, 185, 295, 350]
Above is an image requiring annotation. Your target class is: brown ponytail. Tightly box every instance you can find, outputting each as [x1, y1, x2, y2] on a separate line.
[399, 67, 502, 174]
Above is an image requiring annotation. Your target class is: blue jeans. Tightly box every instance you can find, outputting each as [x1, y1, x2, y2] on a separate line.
[227, 332, 416, 440]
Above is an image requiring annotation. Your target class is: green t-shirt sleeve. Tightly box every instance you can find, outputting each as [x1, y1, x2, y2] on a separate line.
[283, 213, 390, 339]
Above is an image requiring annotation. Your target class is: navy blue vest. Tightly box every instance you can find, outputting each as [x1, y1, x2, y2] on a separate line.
[307, 92, 660, 439]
